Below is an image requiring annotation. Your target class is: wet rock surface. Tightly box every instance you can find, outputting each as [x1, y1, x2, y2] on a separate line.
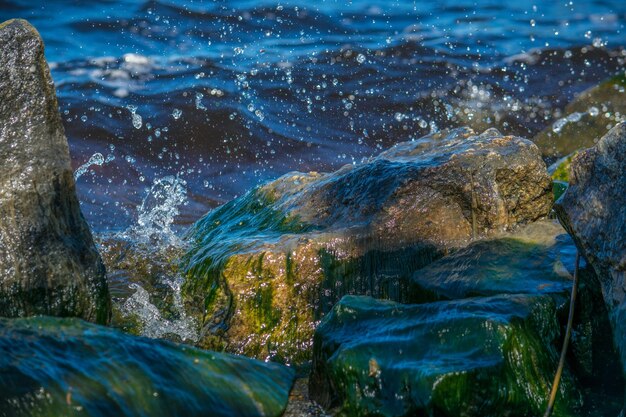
[310, 294, 580, 417]
[310, 220, 623, 416]
[533, 74, 626, 162]
[181, 127, 552, 364]
[554, 123, 626, 387]
[0, 316, 294, 417]
[0, 19, 109, 322]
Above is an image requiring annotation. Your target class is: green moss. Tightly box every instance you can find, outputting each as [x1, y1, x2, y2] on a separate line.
[551, 155, 573, 182]
[553, 181, 568, 202]
[310, 295, 582, 417]
[533, 74, 626, 160]
[0, 316, 295, 417]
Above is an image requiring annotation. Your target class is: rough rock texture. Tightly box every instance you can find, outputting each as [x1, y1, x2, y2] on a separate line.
[0, 316, 295, 417]
[182, 127, 552, 364]
[309, 294, 580, 417]
[533, 74, 626, 162]
[0, 19, 110, 323]
[554, 123, 626, 380]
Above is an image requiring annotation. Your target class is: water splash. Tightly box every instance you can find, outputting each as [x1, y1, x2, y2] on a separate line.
[127, 105, 143, 129]
[100, 175, 196, 343]
[74, 152, 105, 180]
[125, 175, 188, 245]
[122, 279, 198, 343]
[552, 107, 603, 133]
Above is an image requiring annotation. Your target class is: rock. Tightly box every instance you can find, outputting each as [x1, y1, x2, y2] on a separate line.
[309, 294, 581, 417]
[182, 127, 552, 364]
[0, 316, 295, 417]
[554, 123, 626, 387]
[0, 19, 110, 322]
[408, 220, 575, 302]
[409, 219, 622, 388]
[533, 74, 626, 162]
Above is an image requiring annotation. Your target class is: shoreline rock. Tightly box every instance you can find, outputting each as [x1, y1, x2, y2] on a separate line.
[554, 122, 626, 409]
[0, 316, 294, 417]
[309, 294, 580, 417]
[0, 19, 110, 323]
[181, 127, 553, 364]
[533, 74, 626, 163]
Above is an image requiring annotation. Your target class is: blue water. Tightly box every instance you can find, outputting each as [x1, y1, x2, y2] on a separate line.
[1, 0, 625, 230]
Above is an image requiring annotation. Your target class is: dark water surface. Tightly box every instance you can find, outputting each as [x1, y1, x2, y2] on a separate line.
[1, 0, 625, 231]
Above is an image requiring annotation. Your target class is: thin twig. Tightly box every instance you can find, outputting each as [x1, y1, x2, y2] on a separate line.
[543, 251, 580, 417]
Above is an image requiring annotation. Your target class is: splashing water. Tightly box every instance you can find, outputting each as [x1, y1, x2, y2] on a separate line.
[122, 279, 198, 343]
[98, 175, 197, 343]
[74, 152, 105, 180]
[124, 175, 188, 245]
[551, 106, 611, 133]
[127, 104, 143, 129]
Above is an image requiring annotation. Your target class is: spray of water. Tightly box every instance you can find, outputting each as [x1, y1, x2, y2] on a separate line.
[100, 175, 198, 343]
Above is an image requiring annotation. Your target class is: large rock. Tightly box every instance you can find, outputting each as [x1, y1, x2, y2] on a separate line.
[0, 316, 294, 417]
[533, 74, 626, 162]
[182, 127, 552, 364]
[554, 123, 626, 386]
[310, 220, 623, 416]
[0, 19, 110, 323]
[409, 219, 621, 386]
[309, 294, 581, 417]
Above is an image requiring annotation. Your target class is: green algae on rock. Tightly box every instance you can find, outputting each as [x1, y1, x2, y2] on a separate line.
[408, 219, 622, 392]
[181, 127, 553, 364]
[533, 74, 626, 162]
[0, 19, 110, 323]
[309, 294, 581, 417]
[0, 316, 295, 417]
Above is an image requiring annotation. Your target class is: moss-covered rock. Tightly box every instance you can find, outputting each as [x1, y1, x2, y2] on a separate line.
[309, 294, 580, 417]
[0, 316, 295, 417]
[408, 219, 623, 394]
[533, 74, 626, 162]
[181, 127, 553, 364]
[0, 19, 109, 323]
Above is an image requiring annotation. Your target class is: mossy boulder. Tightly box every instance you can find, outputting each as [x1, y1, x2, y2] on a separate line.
[533, 74, 626, 162]
[309, 294, 581, 417]
[0, 19, 109, 323]
[182, 127, 552, 364]
[0, 316, 295, 417]
[408, 219, 622, 389]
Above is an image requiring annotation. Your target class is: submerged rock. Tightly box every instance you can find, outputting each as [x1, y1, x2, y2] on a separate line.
[309, 294, 580, 417]
[554, 123, 626, 392]
[533, 74, 626, 162]
[0, 19, 109, 323]
[0, 316, 294, 417]
[182, 127, 552, 363]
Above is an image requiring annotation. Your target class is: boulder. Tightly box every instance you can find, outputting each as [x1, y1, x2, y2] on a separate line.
[181, 127, 552, 364]
[0, 19, 110, 323]
[554, 123, 626, 388]
[533, 74, 626, 162]
[408, 220, 575, 302]
[409, 219, 621, 386]
[309, 294, 580, 417]
[0, 316, 294, 417]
